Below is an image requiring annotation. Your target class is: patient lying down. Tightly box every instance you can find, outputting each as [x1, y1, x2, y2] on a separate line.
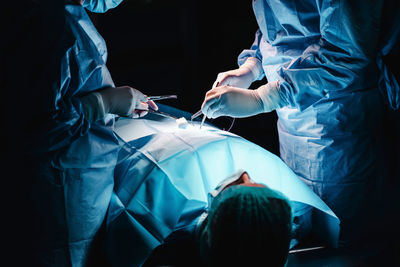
[195, 171, 292, 267]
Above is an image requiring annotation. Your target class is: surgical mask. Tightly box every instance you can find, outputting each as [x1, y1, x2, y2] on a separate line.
[83, 0, 123, 13]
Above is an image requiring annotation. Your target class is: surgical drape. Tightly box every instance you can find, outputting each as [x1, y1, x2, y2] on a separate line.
[105, 113, 339, 267]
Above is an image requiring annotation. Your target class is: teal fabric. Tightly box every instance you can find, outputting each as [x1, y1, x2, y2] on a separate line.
[83, 0, 123, 13]
[105, 114, 340, 266]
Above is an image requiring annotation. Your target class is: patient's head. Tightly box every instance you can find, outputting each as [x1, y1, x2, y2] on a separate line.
[201, 172, 292, 267]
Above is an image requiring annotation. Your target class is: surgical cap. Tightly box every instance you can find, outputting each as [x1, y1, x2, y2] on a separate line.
[205, 185, 292, 267]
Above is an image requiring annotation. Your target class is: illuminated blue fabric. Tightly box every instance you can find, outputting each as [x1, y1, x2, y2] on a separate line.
[105, 113, 339, 267]
[238, 0, 398, 245]
[376, 1, 400, 110]
[83, 0, 123, 13]
[32, 3, 122, 266]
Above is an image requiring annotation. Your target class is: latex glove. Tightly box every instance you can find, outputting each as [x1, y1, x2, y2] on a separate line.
[212, 57, 263, 89]
[99, 86, 158, 118]
[201, 81, 285, 119]
[81, 86, 158, 121]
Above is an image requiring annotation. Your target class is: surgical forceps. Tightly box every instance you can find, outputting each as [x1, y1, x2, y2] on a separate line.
[191, 80, 222, 128]
[148, 95, 177, 101]
[146, 95, 180, 119]
[118, 93, 178, 120]
[191, 109, 206, 129]
[147, 109, 179, 120]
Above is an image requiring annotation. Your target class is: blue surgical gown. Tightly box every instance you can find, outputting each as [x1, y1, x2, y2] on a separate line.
[238, 0, 399, 245]
[31, 3, 121, 266]
[105, 112, 340, 267]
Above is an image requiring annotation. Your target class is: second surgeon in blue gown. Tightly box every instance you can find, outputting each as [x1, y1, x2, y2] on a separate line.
[30, 0, 157, 266]
[201, 0, 400, 247]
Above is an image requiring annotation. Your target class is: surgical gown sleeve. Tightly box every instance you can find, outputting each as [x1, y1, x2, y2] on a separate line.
[29, 41, 91, 152]
[238, 29, 265, 81]
[31, 6, 115, 153]
[245, 0, 384, 111]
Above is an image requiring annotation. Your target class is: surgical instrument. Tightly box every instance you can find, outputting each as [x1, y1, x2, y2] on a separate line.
[147, 109, 179, 120]
[118, 108, 179, 120]
[192, 80, 219, 124]
[191, 109, 206, 129]
[148, 95, 178, 101]
[191, 109, 203, 121]
[200, 114, 206, 129]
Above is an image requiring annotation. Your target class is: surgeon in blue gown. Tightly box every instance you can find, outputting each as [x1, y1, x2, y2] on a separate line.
[28, 0, 157, 266]
[201, 0, 400, 247]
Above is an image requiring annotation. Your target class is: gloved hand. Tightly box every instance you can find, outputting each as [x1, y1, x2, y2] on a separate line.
[81, 86, 158, 122]
[99, 86, 158, 118]
[212, 57, 263, 89]
[201, 81, 286, 119]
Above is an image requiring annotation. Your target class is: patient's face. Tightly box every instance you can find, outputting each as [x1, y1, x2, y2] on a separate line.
[207, 172, 267, 208]
[223, 172, 266, 191]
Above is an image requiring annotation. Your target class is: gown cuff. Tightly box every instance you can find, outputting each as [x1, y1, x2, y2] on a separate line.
[240, 57, 264, 81]
[256, 81, 288, 112]
[80, 91, 106, 122]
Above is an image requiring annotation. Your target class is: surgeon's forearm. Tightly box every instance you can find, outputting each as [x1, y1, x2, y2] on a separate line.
[240, 57, 264, 83]
[80, 91, 106, 122]
[256, 81, 288, 112]
[237, 29, 265, 81]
